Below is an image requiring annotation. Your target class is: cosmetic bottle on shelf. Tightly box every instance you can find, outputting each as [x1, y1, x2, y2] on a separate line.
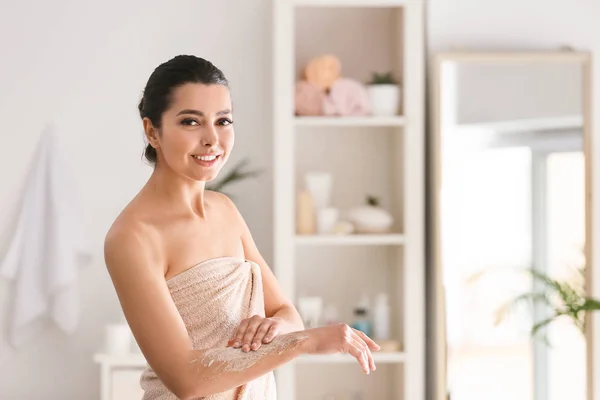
[351, 294, 372, 337]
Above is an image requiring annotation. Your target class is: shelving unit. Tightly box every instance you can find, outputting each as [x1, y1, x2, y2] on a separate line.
[273, 0, 425, 399]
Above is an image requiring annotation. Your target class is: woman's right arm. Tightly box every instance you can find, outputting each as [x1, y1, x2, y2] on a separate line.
[104, 226, 378, 400]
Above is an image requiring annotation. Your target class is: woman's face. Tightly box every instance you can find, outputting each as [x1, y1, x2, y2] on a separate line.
[148, 83, 234, 183]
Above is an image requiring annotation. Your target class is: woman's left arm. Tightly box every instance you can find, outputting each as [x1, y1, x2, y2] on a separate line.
[222, 194, 305, 352]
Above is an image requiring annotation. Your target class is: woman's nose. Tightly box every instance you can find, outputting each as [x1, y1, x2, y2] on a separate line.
[201, 126, 218, 147]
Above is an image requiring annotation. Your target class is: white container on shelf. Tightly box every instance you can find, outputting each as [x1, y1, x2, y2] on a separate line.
[304, 172, 332, 210]
[317, 207, 339, 234]
[373, 293, 390, 340]
[367, 84, 401, 116]
[105, 324, 132, 355]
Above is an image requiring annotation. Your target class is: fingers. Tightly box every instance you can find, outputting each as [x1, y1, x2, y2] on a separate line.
[351, 335, 375, 373]
[352, 328, 381, 352]
[339, 324, 372, 375]
[231, 318, 250, 349]
[241, 315, 266, 352]
[345, 339, 370, 374]
[251, 320, 273, 350]
[231, 316, 282, 352]
[342, 326, 375, 373]
[262, 323, 279, 344]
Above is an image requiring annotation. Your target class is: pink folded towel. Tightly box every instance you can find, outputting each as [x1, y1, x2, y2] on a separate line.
[324, 78, 370, 116]
[295, 80, 326, 116]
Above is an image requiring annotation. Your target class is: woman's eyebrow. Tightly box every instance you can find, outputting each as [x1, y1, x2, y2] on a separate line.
[176, 109, 231, 117]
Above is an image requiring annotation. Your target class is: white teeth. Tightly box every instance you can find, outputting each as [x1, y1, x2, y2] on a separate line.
[193, 155, 217, 161]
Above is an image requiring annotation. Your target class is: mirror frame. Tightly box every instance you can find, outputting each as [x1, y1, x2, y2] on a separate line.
[428, 50, 594, 400]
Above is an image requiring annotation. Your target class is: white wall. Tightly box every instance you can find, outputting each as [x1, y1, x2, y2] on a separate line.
[427, 1, 600, 399]
[0, 1, 273, 398]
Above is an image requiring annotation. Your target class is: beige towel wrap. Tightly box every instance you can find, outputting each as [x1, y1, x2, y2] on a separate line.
[139, 257, 277, 400]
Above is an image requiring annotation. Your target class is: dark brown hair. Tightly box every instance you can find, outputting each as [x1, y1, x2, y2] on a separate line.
[138, 55, 229, 164]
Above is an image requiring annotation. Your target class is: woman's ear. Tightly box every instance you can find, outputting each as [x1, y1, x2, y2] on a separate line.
[143, 118, 161, 149]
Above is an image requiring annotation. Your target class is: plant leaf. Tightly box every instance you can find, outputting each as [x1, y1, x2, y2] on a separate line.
[206, 158, 262, 193]
[494, 292, 550, 326]
[579, 298, 600, 311]
[531, 315, 558, 337]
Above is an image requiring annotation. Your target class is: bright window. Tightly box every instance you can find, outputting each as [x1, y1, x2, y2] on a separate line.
[442, 137, 586, 400]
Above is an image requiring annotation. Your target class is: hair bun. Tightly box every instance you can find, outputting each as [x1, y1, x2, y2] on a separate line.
[138, 97, 145, 117]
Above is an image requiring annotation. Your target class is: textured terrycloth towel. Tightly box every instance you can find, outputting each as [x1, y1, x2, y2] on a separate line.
[1, 123, 91, 348]
[140, 257, 277, 399]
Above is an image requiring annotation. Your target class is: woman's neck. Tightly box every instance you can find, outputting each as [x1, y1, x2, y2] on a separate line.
[144, 163, 208, 218]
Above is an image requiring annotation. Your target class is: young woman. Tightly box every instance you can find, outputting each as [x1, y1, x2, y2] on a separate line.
[104, 55, 379, 400]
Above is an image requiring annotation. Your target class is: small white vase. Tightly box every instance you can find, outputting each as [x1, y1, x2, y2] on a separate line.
[367, 84, 400, 116]
[105, 324, 132, 355]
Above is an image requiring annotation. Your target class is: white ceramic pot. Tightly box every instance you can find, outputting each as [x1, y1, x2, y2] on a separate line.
[105, 324, 133, 355]
[347, 204, 394, 233]
[367, 84, 400, 116]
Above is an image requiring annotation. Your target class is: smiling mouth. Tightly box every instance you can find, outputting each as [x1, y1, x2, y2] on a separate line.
[191, 154, 220, 161]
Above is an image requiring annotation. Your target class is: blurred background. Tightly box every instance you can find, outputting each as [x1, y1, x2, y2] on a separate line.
[1, 1, 600, 399]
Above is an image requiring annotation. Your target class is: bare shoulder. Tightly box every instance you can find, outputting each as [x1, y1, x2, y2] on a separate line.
[205, 190, 243, 220]
[205, 189, 235, 207]
[104, 206, 163, 278]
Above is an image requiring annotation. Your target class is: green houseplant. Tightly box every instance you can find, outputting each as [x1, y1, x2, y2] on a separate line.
[366, 71, 401, 116]
[369, 72, 397, 85]
[206, 158, 262, 197]
[493, 264, 600, 340]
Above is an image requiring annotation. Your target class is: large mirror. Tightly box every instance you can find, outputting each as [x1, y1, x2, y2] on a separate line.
[429, 51, 593, 400]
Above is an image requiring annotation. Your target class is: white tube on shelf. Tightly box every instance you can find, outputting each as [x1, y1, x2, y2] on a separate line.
[373, 293, 390, 340]
[304, 172, 332, 210]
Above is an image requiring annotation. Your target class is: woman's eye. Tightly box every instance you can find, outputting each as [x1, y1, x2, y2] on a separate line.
[181, 118, 199, 126]
[218, 118, 233, 126]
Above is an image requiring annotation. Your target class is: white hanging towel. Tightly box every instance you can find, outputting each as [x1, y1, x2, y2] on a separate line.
[1, 123, 91, 348]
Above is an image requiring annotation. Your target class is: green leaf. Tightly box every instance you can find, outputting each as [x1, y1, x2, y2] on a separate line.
[471, 261, 600, 341]
[531, 315, 557, 337]
[206, 158, 262, 193]
[579, 298, 600, 311]
[369, 71, 397, 85]
[366, 195, 380, 207]
[527, 269, 564, 292]
[494, 292, 550, 326]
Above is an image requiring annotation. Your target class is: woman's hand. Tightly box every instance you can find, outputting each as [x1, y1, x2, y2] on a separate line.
[228, 315, 283, 352]
[302, 323, 380, 374]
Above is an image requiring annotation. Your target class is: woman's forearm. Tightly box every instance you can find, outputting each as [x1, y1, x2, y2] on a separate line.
[270, 304, 305, 333]
[182, 331, 308, 399]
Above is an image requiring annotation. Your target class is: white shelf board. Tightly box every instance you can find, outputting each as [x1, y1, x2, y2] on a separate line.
[294, 116, 406, 128]
[295, 234, 405, 246]
[296, 351, 406, 364]
[291, 0, 410, 7]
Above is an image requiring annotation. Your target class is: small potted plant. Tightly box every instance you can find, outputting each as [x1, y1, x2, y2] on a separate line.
[366, 71, 401, 116]
[493, 264, 600, 341]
